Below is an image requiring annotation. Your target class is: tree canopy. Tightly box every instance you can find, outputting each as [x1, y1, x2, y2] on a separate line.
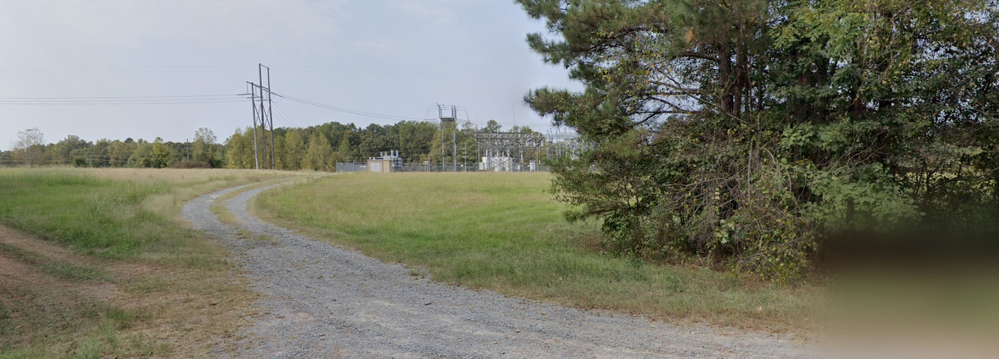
[2, 119, 544, 171]
[518, 0, 999, 281]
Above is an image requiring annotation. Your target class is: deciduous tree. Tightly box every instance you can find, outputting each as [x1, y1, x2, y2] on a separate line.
[12, 128, 46, 166]
[303, 134, 334, 171]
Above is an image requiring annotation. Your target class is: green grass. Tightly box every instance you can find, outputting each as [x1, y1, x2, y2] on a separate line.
[0, 168, 296, 357]
[256, 173, 822, 331]
[0, 170, 263, 259]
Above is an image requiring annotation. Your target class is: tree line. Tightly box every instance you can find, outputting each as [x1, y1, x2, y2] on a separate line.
[218, 119, 537, 170]
[3, 119, 535, 170]
[518, 0, 999, 281]
[3, 127, 223, 169]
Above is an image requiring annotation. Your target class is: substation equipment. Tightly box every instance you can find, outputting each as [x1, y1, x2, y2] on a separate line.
[240, 66, 585, 173]
[476, 131, 545, 172]
[354, 104, 586, 173]
[366, 150, 403, 173]
[475, 126, 584, 172]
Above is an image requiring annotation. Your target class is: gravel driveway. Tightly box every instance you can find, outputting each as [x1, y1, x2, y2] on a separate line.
[182, 183, 818, 358]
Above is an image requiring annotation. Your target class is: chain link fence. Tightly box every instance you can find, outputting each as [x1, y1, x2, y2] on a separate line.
[335, 162, 551, 173]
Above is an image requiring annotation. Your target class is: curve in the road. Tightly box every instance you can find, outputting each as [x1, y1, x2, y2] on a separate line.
[182, 183, 817, 358]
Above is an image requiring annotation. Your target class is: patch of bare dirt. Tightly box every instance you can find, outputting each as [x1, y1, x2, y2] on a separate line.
[0, 226, 84, 264]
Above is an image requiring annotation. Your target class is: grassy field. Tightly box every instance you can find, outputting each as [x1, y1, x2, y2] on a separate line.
[0, 168, 301, 358]
[255, 173, 822, 331]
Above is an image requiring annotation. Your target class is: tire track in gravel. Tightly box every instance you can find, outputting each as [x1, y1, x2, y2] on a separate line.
[183, 183, 819, 358]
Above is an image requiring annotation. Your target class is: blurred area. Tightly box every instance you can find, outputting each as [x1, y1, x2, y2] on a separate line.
[819, 229, 999, 359]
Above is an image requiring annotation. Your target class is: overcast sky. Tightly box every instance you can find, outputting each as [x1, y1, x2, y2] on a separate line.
[0, 0, 579, 147]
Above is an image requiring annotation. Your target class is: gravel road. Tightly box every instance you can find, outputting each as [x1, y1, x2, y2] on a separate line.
[182, 183, 818, 358]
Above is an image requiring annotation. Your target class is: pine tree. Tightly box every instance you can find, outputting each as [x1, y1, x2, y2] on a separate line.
[516, 0, 999, 281]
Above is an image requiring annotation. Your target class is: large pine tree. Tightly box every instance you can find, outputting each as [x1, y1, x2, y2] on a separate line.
[517, 0, 999, 280]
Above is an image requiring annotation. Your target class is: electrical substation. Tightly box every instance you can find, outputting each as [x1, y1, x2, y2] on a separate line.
[244, 66, 585, 173]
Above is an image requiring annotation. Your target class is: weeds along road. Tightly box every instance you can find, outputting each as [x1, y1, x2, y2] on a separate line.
[183, 182, 818, 358]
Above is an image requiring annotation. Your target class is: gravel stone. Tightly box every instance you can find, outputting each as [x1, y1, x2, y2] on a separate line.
[182, 183, 820, 358]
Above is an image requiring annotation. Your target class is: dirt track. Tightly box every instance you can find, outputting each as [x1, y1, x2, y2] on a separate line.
[183, 183, 818, 358]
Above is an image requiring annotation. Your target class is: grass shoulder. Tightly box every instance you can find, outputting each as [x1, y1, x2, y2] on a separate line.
[0, 168, 301, 357]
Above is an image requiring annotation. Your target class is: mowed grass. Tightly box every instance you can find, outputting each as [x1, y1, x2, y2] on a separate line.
[0, 168, 299, 358]
[255, 173, 822, 331]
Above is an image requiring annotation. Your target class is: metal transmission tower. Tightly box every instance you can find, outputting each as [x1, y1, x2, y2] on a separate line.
[437, 104, 459, 171]
[247, 64, 275, 169]
[247, 82, 260, 170]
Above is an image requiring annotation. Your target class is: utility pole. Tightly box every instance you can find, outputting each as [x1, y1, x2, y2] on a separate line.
[453, 124, 457, 172]
[246, 64, 276, 170]
[249, 82, 260, 170]
[441, 123, 445, 172]
[438, 103, 446, 172]
[436, 104, 470, 172]
[258, 65, 267, 169]
[264, 64, 275, 169]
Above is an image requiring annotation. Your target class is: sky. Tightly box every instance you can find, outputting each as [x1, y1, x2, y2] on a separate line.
[0, 0, 580, 148]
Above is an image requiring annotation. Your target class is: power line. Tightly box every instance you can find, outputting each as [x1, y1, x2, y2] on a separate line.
[272, 103, 300, 128]
[271, 92, 429, 122]
[0, 66, 248, 73]
[271, 67, 566, 77]
[0, 100, 246, 105]
[0, 94, 241, 100]
[0, 94, 246, 105]
[0, 65, 568, 76]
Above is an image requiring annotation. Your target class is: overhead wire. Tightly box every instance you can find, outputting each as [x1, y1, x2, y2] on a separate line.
[0, 90, 431, 127]
[0, 65, 567, 77]
[272, 103, 300, 128]
[270, 92, 430, 122]
[0, 94, 246, 105]
[0, 94, 241, 100]
[271, 66, 566, 76]
[0, 66, 248, 73]
[0, 100, 246, 105]
[0, 88, 530, 132]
